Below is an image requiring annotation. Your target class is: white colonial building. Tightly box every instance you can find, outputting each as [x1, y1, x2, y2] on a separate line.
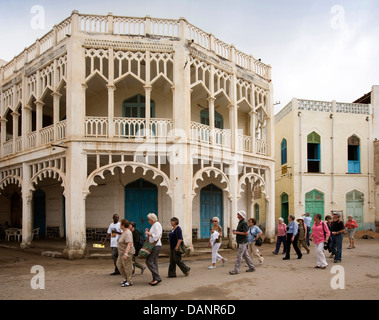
[275, 97, 376, 230]
[0, 11, 275, 258]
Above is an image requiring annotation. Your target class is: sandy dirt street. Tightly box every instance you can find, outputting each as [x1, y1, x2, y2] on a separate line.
[0, 237, 379, 300]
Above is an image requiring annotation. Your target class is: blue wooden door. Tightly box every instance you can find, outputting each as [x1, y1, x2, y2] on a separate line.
[33, 189, 46, 237]
[125, 179, 158, 236]
[200, 184, 223, 239]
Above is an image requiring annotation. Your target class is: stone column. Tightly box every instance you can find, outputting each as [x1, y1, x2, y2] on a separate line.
[144, 85, 152, 139]
[0, 118, 6, 157]
[170, 40, 193, 252]
[264, 164, 275, 242]
[63, 29, 87, 259]
[63, 142, 87, 259]
[35, 101, 44, 146]
[52, 91, 61, 140]
[107, 84, 115, 138]
[228, 160, 239, 249]
[11, 111, 20, 153]
[20, 163, 33, 249]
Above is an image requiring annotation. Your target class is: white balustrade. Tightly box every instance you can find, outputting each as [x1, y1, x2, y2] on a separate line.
[56, 120, 67, 140]
[191, 122, 211, 144]
[3, 140, 13, 156]
[27, 131, 37, 149]
[239, 135, 254, 153]
[40, 125, 54, 145]
[336, 102, 370, 115]
[85, 117, 108, 137]
[255, 139, 268, 156]
[214, 128, 231, 148]
[149, 119, 173, 139]
[15, 137, 22, 153]
[113, 118, 145, 138]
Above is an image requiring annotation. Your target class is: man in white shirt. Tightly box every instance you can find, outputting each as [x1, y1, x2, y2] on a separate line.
[303, 212, 312, 246]
[102, 214, 122, 275]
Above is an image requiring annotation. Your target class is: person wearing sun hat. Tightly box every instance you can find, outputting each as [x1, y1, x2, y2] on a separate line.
[229, 210, 256, 275]
[297, 216, 310, 254]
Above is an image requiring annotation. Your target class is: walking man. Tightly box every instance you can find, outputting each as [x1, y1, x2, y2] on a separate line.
[229, 210, 256, 275]
[303, 212, 312, 246]
[102, 214, 123, 275]
[330, 211, 345, 263]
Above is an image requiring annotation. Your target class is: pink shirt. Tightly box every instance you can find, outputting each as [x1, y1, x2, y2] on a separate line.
[277, 223, 287, 237]
[312, 221, 330, 245]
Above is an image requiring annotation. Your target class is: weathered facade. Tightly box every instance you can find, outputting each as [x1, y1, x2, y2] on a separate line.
[275, 97, 376, 230]
[0, 11, 275, 258]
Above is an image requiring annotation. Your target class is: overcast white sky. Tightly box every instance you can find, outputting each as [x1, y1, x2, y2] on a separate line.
[0, 0, 378, 113]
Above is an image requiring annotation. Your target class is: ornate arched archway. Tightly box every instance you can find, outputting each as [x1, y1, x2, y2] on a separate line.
[237, 172, 268, 200]
[192, 167, 232, 200]
[84, 161, 172, 199]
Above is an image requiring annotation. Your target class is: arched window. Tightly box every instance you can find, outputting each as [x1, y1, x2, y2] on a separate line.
[122, 94, 155, 118]
[348, 135, 360, 173]
[307, 132, 321, 173]
[200, 109, 223, 129]
[281, 139, 287, 165]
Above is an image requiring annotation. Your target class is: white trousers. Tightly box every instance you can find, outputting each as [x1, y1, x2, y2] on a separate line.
[315, 242, 328, 267]
[212, 242, 223, 264]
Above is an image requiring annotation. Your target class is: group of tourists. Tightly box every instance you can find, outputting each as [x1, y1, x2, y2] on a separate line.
[103, 209, 359, 287]
[273, 211, 358, 269]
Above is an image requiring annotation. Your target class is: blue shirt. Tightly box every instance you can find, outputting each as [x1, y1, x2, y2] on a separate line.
[303, 216, 312, 227]
[287, 221, 298, 236]
[248, 225, 262, 243]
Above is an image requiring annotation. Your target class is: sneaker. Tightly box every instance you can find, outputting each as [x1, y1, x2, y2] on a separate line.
[246, 268, 256, 272]
[222, 259, 227, 266]
[272, 251, 278, 255]
[121, 282, 132, 287]
[334, 260, 341, 263]
[208, 266, 216, 269]
[259, 258, 264, 265]
[229, 270, 239, 275]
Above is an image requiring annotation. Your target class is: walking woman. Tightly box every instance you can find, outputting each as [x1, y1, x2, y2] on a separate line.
[168, 217, 191, 277]
[247, 218, 264, 265]
[145, 213, 162, 286]
[309, 213, 330, 269]
[283, 215, 302, 260]
[116, 219, 135, 287]
[345, 215, 358, 249]
[297, 217, 310, 254]
[208, 217, 227, 269]
[273, 217, 287, 255]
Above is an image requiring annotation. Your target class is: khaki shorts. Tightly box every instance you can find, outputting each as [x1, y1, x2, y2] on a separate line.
[347, 228, 356, 239]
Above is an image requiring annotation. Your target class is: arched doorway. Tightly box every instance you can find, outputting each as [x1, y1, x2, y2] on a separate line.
[33, 189, 46, 237]
[200, 184, 223, 239]
[124, 179, 158, 235]
[346, 190, 364, 231]
[281, 193, 289, 224]
[10, 193, 22, 228]
[305, 190, 324, 230]
[254, 203, 260, 224]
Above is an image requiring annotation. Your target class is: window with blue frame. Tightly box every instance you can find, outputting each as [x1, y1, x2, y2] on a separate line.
[281, 139, 287, 165]
[348, 135, 360, 173]
[307, 132, 321, 173]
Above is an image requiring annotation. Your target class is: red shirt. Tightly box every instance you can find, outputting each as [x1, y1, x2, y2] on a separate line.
[345, 219, 358, 229]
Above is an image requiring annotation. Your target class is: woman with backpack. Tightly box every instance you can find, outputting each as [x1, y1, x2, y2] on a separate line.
[309, 213, 330, 269]
[247, 218, 264, 265]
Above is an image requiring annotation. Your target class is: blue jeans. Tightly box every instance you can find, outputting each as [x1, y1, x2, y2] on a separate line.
[330, 234, 343, 261]
[274, 235, 287, 253]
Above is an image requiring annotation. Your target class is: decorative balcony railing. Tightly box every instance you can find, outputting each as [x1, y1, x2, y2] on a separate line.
[40, 125, 54, 145]
[0, 120, 68, 157]
[85, 117, 108, 137]
[113, 117, 146, 138]
[1, 12, 271, 83]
